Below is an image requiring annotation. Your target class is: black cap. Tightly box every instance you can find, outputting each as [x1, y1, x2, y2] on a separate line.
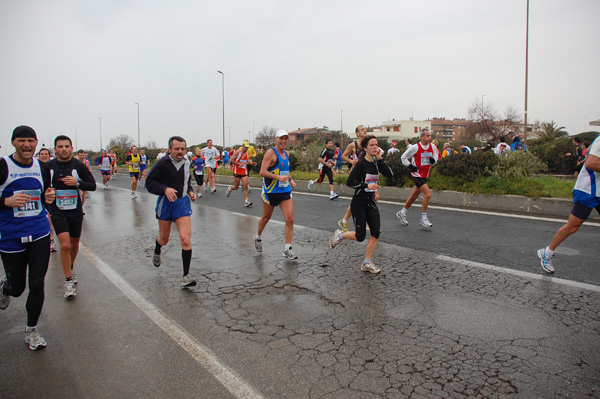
[11, 125, 37, 141]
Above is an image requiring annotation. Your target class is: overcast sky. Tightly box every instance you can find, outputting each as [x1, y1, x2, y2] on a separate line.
[1, 0, 598, 154]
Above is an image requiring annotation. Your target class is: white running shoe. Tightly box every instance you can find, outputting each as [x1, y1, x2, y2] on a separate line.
[226, 186, 232, 197]
[396, 211, 408, 226]
[180, 274, 197, 287]
[0, 276, 10, 310]
[337, 219, 349, 233]
[197, 192, 202, 197]
[244, 200, 252, 207]
[253, 234, 262, 252]
[25, 327, 47, 350]
[537, 248, 555, 274]
[70, 268, 77, 284]
[211, 187, 217, 193]
[64, 280, 76, 298]
[328, 229, 342, 249]
[307, 180, 314, 191]
[50, 239, 57, 252]
[283, 247, 298, 260]
[420, 216, 432, 228]
[329, 192, 340, 200]
[361, 260, 381, 274]
[131, 191, 137, 199]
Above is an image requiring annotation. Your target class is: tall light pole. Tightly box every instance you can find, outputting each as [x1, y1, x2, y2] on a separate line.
[135, 102, 140, 147]
[217, 70, 225, 147]
[523, 0, 530, 144]
[73, 126, 78, 150]
[97, 117, 102, 150]
[341, 110, 344, 132]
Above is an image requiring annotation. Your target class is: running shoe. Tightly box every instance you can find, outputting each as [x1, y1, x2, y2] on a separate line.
[70, 268, 77, 284]
[141, 181, 145, 188]
[197, 192, 202, 197]
[337, 219, 349, 233]
[253, 234, 262, 252]
[283, 247, 298, 260]
[180, 274, 197, 287]
[131, 191, 137, 199]
[307, 180, 314, 191]
[0, 276, 10, 310]
[226, 186, 232, 197]
[64, 280, 76, 298]
[420, 216, 432, 228]
[211, 187, 217, 193]
[361, 260, 381, 274]
[153, 253, 161, 267]
[50, 239, 57, 252]
[328, 229, 342, 249]
[25, 327, 47, 351]
[396, 211, 408, 226]
[248, 186, 252, 193]
[244, 200, 252, 207]
[329, 192, 340, 200]
[537, 248, 555, 274]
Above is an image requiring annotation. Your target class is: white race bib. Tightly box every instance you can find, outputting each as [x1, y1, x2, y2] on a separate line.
[56, 189, 78, 210]
[13, 190, 43, 218]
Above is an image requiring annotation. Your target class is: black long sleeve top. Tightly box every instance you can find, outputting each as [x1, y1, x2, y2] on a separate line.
[346, 158, 393, 205]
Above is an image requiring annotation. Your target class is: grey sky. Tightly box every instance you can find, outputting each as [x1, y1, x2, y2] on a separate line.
[1, 0, 598, 154]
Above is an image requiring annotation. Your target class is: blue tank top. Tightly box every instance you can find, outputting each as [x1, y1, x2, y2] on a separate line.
[262, 148, 292, 194]
[0, 156, 50, 241]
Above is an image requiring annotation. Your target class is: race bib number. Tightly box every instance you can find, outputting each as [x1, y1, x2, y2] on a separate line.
[13, 190, 43, 218]
[280, 171, 290, 188]
[195, 169, 203, 175]
[132, 163, 140, 172]
[365, 173, 379, 192]
[56, 189, 78, 210]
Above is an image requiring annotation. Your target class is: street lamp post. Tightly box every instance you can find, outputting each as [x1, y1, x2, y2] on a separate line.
[97, 117, 102, 150]
[523, 0, 530, 145]
[341, 110, 344, 132]
[217, 71, 225, 148]
[74, 126, 78, 150]
[135, 102, 140, 147]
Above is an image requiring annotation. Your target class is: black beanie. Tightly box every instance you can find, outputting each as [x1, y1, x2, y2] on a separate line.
[11, 125, 37, 141]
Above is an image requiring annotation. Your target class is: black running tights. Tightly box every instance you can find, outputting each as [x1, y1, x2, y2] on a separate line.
[1, 235, 50, 326]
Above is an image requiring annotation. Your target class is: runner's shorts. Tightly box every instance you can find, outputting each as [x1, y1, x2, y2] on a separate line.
[130, 172, 140, 179]
[101, 169, 111, 175]
[155, 195, 192, 221]
[51, 215, 83, 238]
[571, 201, 600, 220]
[261, 191, 292, 207]
[140, 164, 147, 171]
[411, 176, 428, 188]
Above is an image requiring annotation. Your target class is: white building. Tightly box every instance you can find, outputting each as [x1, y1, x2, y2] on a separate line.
[372, 118, 431, 143]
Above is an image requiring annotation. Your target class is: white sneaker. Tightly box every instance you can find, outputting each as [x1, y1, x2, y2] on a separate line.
[244, 200, 252, 207]
[0, 276, 10, 310]
[396, 211, 408, 226]
[307, 180, 314, 191]
[328, 229, 342, 249]
[180, 274, 197, 287]
[226, 186, 232, 197]
[25, 327, 47, 350]
[420, 216, 432, 228]
[64, 280, 76, 298]
[283, 247, 298, 260]
[211, 187, 217, 193]
[537, 248, 555, 274]
[197, 192, 202, 197]
[361, 260, 381, 274]
[329, 192, 340, 200]
[253, 234, 262, 252]
[70, 268, 77, 284]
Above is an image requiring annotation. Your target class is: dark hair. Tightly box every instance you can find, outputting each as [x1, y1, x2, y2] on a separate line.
[54, 135, 72, 146]
[168, 136, 186, 148]
[499, 136, 506, 143]
[38, 148, 50, 156]
[335, 142, 340, 147]
[573, 137, 581, 144]
[355, 125, 363, 133]
[583, 141, 590, 148]
[131, 145, 137, 151]
[77, 149, 85, 154]
[325, 138, 333, 144]
[360, 135, 377, 150]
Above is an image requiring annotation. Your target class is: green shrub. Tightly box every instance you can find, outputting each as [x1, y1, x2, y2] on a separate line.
[382, 152, 408, 187]
[491, 150, 547, 179]
[436, 151, 498, 182]
[528, 137, 578, 174]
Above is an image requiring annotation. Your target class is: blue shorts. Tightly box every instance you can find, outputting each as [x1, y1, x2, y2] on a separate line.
[101, 169, 111, 175]
[261, 191, 292, 207]
[155, 196, 192, 221]
[0, 232, 50, 253]
[336, 160, 343, 169]
[140, 164, 147, 171]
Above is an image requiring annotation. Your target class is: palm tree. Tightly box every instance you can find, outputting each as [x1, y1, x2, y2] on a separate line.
[535, 121, 567, 139]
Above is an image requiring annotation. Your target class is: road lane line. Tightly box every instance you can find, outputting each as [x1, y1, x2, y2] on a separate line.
[79, 244, 265, 399]
[437, 255, 600, 293]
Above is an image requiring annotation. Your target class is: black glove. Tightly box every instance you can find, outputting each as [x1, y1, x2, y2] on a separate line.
[408, 164, 418, 173]
[429, 157, 436, 165]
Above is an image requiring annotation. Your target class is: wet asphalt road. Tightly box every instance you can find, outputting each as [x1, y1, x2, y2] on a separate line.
[0, 171, 598, 398]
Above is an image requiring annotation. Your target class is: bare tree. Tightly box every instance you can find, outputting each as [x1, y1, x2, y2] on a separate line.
[108, 134, 135, 151]
[496, 106, 523, 138]
[145, 139, 158, 149]
[466, 98, 522, 142]
[255, 125, 278, 147]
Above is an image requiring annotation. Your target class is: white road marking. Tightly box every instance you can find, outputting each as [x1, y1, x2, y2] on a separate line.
[437, 255, 600, 293]
[79, 244, 265, 399]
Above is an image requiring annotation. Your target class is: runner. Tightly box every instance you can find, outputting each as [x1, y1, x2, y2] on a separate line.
[191, 147, 204, 197]
[109, 149, 117, 178]
[139, 149, 148, 188]
[47, 135, 97, 298]
[38, 148, 57, 252]
[254, 130, 298, 259]
[395, 127, 439, 228]
[307, 138, 340, 200]
[125, 145, 141, 199]
[337, 125, 369, 232]
[145, 136, 198, 288]
[201, 139, 220, 193]
[537, 134, 600, 273]
[226, 141, 257, 207]
[328, 135, 393, 274]
[97, 149, 113, 188]
[77, 149, 93, 207]
[0, 126, 56, 350]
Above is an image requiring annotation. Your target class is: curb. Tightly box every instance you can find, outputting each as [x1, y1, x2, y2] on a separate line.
[215, 175, 599, 221]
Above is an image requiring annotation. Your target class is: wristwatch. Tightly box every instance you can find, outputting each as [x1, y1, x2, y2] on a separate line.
[76, 181, 80, 188]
